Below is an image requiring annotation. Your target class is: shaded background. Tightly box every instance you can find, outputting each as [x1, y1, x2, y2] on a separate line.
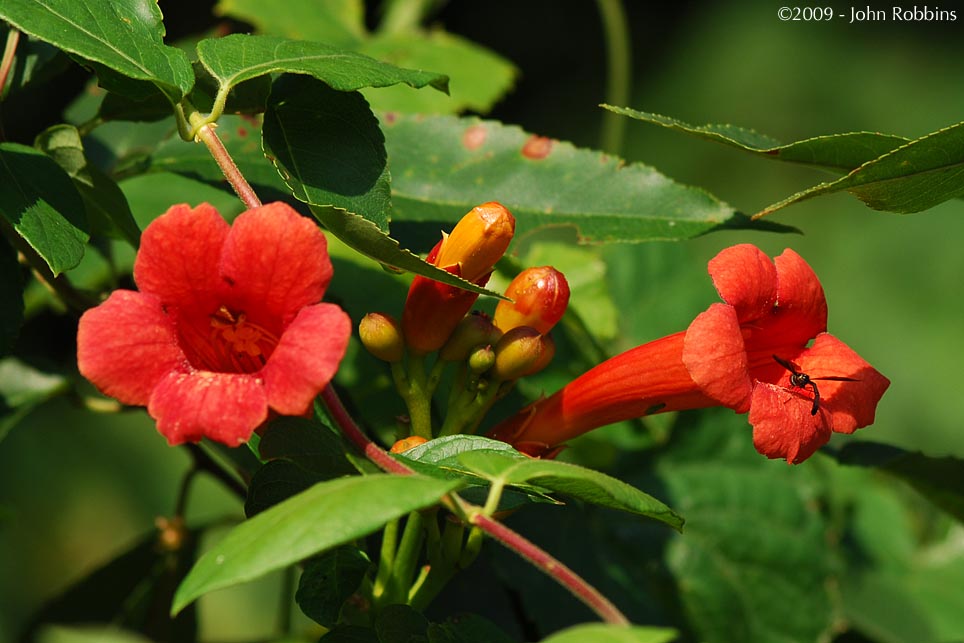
[2, 1, 963, 641]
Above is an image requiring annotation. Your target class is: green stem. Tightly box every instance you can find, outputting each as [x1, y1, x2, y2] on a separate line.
[438, 377, 506, 437]
[409, 518, 464, 610]
[379, 0, 438, 34]
[0, 27, 20, 101]
[596, 0, 632, 155]
[372, 519, 400, 602]
[278, 565, 294, 635]
[403, 354, 434, 439]
[384, 511, 425, 605]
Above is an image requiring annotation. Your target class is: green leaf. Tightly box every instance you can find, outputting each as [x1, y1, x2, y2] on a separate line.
[258, 416, 357, 478]
[655, 411, 834, 643]
[400, 435, 526, 468]
[395, 436, 552, 510]
[359, 30, 516, 115]
[457, 450, 683, 531]
[382, 114, 789, 243]
[172, 474, 461, 614]
[263, 75, 392, 230]
[374, 604, 430, 643]
[0, 0, 193, 102]
[0, 357, 68, 443]
[426, 613, 517, 643]
[756, 121, 964, 216]
[296, 546, 371, 628]
[243, 459, 320, 517]
[832, 441, 964, 523]
[0, 237, 24, 356]
[602, 106, 908, 172]
[215, 0, 367, 48]
[194, 33, 448, 102]
[262, 76, 500, 295]
[541, 624, 679, 643]
[35, 124, 140, 246]
[0, 143, 88, 275]
[321, 626, 380, 643]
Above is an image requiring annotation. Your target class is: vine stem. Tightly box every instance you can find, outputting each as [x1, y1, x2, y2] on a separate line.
[184, 443, 247, 501]
[596, 0, 632, 155]
[320, 383, 630, 625]
[193, 119, 262, 210]
[1, 218, 99, 313]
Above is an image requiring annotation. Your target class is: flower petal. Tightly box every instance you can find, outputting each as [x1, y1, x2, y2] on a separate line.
[795, 333, 890, 434]
[77, 290, 185, 406]
[772, 248, 828, 342]
[148, 370, 268, 446]
[707, 244, 778, 321]
[683, 303, 753, 412]
[262, 303, 352, 415]
[134, 203, 228, 312]
[748, 382, 832, 464]
[489, 332, 717, 447]
[219, 202, 333, 325]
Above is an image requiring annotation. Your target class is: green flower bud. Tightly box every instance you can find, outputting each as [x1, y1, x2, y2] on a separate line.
[491, 326, 552, 381]
[468, 345, 496, 374]
[439, 312, 503, 362]
[359, 312, 405, 362]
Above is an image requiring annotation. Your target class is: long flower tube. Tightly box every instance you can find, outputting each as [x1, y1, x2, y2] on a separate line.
[489, 244, 890, 464]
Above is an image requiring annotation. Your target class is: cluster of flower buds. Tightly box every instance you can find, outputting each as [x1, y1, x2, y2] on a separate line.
[357, 201, 570, 442]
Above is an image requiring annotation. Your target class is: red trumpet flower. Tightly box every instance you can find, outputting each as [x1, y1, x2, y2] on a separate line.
[490, 244, 889, 464]
[77, 203, 351, 446]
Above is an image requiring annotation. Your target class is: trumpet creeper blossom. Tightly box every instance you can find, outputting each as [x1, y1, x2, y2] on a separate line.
[77, 203, 351, 446]
[490, 244, 889, 464]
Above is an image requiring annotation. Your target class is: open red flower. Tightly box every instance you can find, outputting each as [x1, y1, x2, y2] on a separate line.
[489, 244, 889, 464]
[77, 203, 351, 446]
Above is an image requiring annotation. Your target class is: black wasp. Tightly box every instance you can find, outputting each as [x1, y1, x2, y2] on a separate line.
[772, 355, 858, 416]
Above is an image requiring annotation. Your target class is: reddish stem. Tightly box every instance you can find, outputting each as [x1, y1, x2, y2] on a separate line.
[195, 123, 262, 210]
[321, 384, 413, 475]
[1, 28, 20, 101]
[321, 384, 630, 625]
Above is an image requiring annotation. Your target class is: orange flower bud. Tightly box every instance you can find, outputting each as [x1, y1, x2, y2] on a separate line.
[390, 435, 429, 453]
[439, 312, 503, 362]
[359, 313, 405, 362]
[490, 326, 553, 381]
[402, 202, 516, 355]
[435, 202, 516, 280]
[494, 266, 570, 335]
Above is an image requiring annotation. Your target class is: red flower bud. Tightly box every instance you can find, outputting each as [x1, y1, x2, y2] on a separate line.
[402, 202, 515, 355]
[494, 266, 570, 334]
